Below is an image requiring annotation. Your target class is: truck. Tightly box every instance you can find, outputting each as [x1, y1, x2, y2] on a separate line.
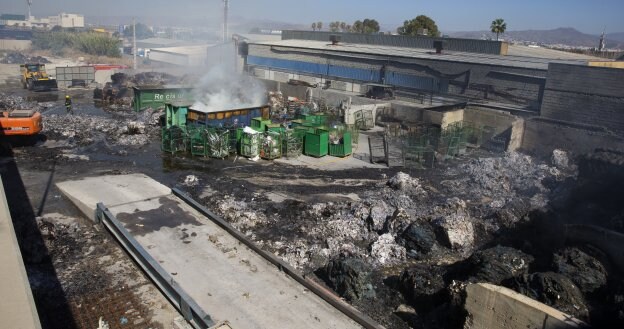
[20, 63, 58, 91]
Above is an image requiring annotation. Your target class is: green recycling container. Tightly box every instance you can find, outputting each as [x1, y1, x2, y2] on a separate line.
[304, 129, 329, 157]
[329, 132, 352, 157]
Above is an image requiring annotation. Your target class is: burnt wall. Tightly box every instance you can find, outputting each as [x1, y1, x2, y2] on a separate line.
[541, 64, 624, 135]
[521, 117, 624, 157]
[247, 44, 546, 111]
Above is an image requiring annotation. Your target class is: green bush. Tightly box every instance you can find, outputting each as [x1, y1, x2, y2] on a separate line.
[33, 32, 121, 57]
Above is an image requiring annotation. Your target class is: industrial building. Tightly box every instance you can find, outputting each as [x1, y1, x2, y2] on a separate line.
[244, 31, 606, 114]
[241, 30, 624, 156]
[0, 12, 84, 29]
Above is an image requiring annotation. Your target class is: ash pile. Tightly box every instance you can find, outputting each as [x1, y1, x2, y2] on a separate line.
[43, 108, 161, 147]
[0, 51, 51, 64]
[196, 150, 624, 328]
[0, 92, 53, 112]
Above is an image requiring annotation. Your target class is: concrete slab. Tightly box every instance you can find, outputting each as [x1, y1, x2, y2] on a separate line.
[58, 174, 362, 328]
[0, 180, 42, 329]
[465, 283, 588, 329]
[56, 173, 171, 220]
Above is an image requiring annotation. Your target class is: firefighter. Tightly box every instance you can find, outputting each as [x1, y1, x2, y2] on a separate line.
[65, 95, 73, 114]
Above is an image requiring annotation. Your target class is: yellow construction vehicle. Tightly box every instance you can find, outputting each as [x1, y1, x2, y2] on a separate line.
[20, 63, 58, 91]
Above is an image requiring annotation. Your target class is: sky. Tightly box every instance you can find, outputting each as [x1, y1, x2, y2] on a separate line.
[1, 0, 623, 34]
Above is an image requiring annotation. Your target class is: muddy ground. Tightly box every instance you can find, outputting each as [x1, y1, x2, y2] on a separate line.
[2, 77, 624, 329]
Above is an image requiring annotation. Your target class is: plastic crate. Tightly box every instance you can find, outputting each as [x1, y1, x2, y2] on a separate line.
[304, 129, 329, 157]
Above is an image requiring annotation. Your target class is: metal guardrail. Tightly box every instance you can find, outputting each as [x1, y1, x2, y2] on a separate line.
[172, 188, 385, 329]
[95, 203, 215, 329]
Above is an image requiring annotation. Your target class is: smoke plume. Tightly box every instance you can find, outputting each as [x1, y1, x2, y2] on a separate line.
[192, 65, 266, 112]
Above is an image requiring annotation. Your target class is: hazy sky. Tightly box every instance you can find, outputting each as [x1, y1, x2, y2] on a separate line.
[1, 0, 623, 34]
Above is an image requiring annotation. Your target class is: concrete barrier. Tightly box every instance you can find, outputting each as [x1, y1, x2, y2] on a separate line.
[465, 283, 588, 329]
[0, 39, 31, 51]
[0, 179, 42, 329]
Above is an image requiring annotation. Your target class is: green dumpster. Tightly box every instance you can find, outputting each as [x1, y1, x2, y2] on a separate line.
[251, 117, 271, 132]
[304, 129, 329, 157]
[133, 86, 193, 112]
[266, 123, 285, 133]
[329, 132, 352, 157]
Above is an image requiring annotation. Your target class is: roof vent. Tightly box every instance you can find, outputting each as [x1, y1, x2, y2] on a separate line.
[433, 40, 444, 54]
[330, 35, 341, 45]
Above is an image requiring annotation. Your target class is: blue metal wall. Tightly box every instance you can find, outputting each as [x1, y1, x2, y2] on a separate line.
[386, 71, 448, 93]
[248, 56, 449, 93]
[247, 56, 380, 82]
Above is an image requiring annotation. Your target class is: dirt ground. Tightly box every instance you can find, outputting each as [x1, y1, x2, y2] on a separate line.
[2, 64, 624, 329]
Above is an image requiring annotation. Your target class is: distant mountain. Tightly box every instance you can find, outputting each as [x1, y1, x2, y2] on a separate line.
[607, 32, 624, 43]
[447, 27, 624, 49]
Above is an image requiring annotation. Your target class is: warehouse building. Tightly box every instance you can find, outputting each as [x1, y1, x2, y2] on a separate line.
[244, 31, 601, 113]
[242, 31, 624, 156]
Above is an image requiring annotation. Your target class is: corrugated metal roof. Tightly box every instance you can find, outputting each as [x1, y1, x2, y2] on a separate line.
[250, 39, 591, 70]
[507, 45, 602, 60]
[150, 45, 213, 55]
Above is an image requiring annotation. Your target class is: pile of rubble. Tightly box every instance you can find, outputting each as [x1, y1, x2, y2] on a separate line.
[0, 52, 50, 64]
[201, 150, 621, 326]
[43, 109, 161, 147]
[0, 93, 52, 112]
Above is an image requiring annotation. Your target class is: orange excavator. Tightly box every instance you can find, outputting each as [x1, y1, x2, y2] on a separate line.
[0, 109, 42, 138]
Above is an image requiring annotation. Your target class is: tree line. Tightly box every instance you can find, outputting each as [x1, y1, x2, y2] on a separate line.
[310, 16, 508, 39]
[33, 31, 121, 57]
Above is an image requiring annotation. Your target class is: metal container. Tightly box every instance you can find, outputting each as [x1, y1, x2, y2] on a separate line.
[132, 86, 194, 112]
[251, 117, 271, 131]
[329, 132, 352, 157]
[164, 101, 192, 128]
[260, 132, 282, 160]
[304, 129, 329, 157]
[187, 106, 270, 128]
[240, 130, 262, 158]
[266, 123, 285, 133]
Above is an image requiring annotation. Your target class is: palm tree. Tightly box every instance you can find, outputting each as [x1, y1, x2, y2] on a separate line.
[312, 22, 317, 31]
[317, 21, 323, 31]
[490, 18, 507, 41]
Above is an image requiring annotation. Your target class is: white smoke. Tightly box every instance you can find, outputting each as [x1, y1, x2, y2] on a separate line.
[192, 65, 266, 113]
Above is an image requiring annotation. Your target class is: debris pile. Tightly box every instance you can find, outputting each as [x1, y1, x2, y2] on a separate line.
[42, 112, 158, 147]
[200, 151, 603, 327]
[0, 51, 51, 64]
[0, 93, 48, 112]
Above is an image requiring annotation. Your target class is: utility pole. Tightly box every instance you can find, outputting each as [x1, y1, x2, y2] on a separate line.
[133, 18, 137, 70]
[223, 0, 229, 43]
